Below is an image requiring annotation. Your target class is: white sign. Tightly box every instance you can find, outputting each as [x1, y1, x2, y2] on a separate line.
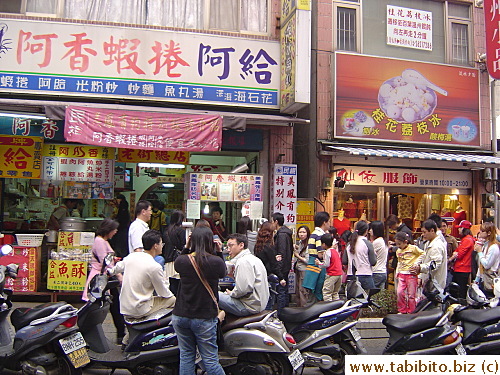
[272, 164, 297, 225]
[0, 19, 279, 108]
[333, 166, 471, 189]
[42, 156, 114, 183]
[186, 200, 201, 220]
[387, 5, 432, 51]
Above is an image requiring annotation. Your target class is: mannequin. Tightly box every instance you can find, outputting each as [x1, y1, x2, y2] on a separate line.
[452, 201, 466, 237]
[343, 196, 357, 218]
[346, 195, 354, 203]
[334, 209, 351, 236]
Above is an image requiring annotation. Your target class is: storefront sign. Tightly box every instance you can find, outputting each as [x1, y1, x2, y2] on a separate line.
[0, 117, 64, 141]
[47, 260, 87, 291]
[118, 150, 189, 164]
[0, 135, 43, 179]
[484, 0, 500, 79]
[187, 173, 263, 202]
[333, 166, 471, 188]
[272, 164, 297, 225]
[0, 246, 38, 292]
[335, 53, 480, 147]
[0, 19, 279, 108]
[57, 231, 94, 251]
[297, 200, 314, 231]
[387, 5, 432, 51]
[42, 143, 114, 183]
[221, 129, 264, 151]
[280, 5, 311, 113]
[65, 106, 222, 152]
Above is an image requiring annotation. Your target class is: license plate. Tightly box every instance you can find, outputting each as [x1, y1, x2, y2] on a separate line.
[59, 332, 90, 368]
[455, 343, 467, 355]
[288, 349, 304, 371]
[349, 327, 361, 342]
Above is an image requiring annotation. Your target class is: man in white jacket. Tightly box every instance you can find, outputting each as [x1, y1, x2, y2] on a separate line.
[410, 219, 448, 290]
[219, 233, 269, 316]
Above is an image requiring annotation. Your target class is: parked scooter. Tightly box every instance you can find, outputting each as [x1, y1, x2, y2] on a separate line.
[277, 279, 375, 374]
[0, 244, 87, 374]
[79, 256, 300, 375]
[382, 262, 465, 355]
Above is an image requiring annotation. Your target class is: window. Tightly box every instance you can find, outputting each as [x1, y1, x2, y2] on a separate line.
[334, 1, 361, 52]
[446, 2, 472, 66]
[0, 0, 269, 34]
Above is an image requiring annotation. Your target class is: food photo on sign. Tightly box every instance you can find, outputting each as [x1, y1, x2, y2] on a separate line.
[335, 53, 480, 147]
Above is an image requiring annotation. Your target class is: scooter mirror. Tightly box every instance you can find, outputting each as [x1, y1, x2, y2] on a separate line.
[0, 244, 13, 256]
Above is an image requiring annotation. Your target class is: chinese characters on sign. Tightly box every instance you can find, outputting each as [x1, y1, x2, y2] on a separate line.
[187, 173, 263, 202]
[42, 144, 115, 183]
[0, 117, 64, 141]
[333, 166, 471, 188]
[0, 135, 43, 179]
[0, 20, 279, 108]
[65, 106, 222, 152]
[118, 149, 189, 164]
[47, 260, 87, 291]
[387, 5, 432, 51]
[0, 246, 38, 292]
[335, 53, 480, 147]
[272, 164, 297, 225]
[484, 0, 500, 79]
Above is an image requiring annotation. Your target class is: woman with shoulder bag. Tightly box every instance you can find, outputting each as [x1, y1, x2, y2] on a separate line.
[294, 225, 310, 306]
[474, 222, 500, 297]
[163, 210, 187, 296]
[172, 226, 226, 375]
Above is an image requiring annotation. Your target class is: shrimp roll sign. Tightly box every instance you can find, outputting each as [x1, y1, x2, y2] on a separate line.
[335, 52, 480, 148]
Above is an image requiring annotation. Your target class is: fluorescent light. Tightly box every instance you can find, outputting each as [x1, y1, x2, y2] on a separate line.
[449, 195, 458, 201]
[138, 163, 186, 169]
[162, 183, 175, 188]
[203, 203, 210, 214]
[0, 112, 47, 120]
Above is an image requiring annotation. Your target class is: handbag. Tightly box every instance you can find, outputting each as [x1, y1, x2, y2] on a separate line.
[482, 268, 498, 292]
[188, 254, 224, 348]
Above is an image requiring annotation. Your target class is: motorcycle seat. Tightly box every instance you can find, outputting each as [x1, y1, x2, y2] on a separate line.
[221, 310, 270, 332]
[456, 306, 500, 324]
[11, 302, 69, 331]
[279, 300, 345, 323]
[126, 314, 172, 331]
[383, 310, 442, 334]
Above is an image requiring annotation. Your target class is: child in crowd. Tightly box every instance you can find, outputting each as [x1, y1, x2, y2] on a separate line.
[316, 233, 343, 301]
[394, 232, 424, 314]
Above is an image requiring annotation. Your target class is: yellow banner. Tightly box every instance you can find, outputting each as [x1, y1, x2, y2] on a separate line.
[118, 149, 189, 164]
[57, 231, 94, 252]
[0, 135, 43, 179]
[43, 144, 115, 159]
[297, 0, 310, 10]
[47, 260, 88, 291]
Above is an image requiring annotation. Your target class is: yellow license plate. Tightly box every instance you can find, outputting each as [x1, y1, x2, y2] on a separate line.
[66, 346, 90, 368]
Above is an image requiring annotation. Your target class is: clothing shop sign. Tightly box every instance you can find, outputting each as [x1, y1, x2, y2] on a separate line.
[333, 166, 471, 188]
[272, 164, 297, 225]
[65, 106, 222, 152]
[335, 53, 480, 148]
[186, 173, 263, 202]
[0, 19, 279, 108]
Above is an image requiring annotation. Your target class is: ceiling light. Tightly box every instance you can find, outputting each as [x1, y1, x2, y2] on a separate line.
[0, 112, 47, 120]
[162, 184, 175, 188]
[203, 203, 210, 214]
[138, 163, 185, 169]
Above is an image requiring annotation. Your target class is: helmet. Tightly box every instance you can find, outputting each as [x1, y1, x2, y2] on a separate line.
[467, 284, 489, 307]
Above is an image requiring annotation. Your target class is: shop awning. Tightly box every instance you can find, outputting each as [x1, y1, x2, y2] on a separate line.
[328, 146, 500, 166]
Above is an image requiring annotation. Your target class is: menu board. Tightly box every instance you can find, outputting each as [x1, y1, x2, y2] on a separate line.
[186, 173, 263, 202]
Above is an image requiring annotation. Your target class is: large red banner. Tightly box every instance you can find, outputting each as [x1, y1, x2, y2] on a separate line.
[335, 53, 480, 147]
[65, 106, 222, 152]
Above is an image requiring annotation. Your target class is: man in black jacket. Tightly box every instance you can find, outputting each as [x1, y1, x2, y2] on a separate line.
[272, 212, 293, 312]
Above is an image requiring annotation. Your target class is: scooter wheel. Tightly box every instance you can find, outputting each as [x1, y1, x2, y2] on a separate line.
[53, 356, 83, 375]
[320, 342, 357, 375]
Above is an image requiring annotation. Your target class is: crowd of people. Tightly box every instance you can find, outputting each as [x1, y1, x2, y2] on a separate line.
[82, 197, 500, 374]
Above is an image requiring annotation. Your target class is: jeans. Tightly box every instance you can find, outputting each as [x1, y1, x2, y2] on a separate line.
[218, 292, 253, 316]
[276, 283, 289, 312]
[172, 315, 225, 375]
[372, 273, 387, 289]
[357, 275, 375, 291]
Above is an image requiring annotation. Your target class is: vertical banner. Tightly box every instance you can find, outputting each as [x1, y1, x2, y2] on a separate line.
[272, 164, 297, 225]
[484, 0, 500, 79]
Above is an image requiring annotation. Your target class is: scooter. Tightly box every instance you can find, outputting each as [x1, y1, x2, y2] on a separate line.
[382, 262, 465, 355]
[0, 244, 87, 374]
[79, 256, 300, 375]
[277, 278, 373, 374]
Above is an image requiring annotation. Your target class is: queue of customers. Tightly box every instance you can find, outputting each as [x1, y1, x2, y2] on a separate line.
[83, 197, 500, 374]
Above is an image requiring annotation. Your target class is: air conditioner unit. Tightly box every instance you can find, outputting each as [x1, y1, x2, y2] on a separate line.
[482, 193, 495, 208]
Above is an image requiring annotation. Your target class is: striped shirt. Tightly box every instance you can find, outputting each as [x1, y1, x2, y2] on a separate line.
[308, 227, 325, 257]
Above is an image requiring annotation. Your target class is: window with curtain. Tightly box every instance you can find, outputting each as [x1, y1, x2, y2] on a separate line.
[447, 2, 471, 67]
